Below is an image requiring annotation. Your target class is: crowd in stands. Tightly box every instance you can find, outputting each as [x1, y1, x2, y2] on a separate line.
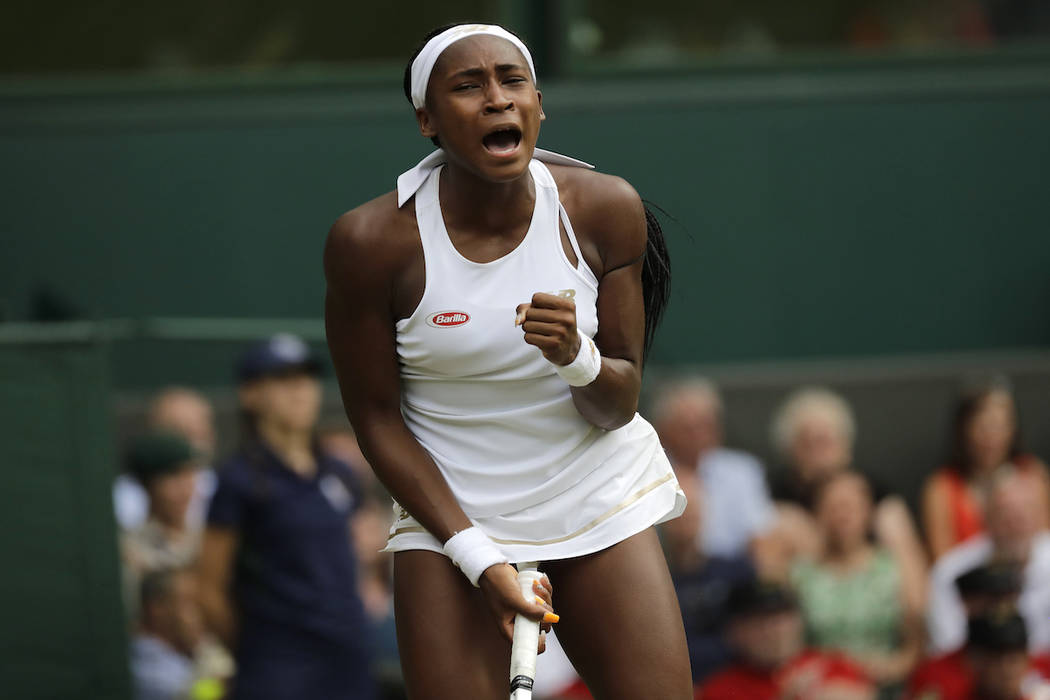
[112, 336, 1049, 700]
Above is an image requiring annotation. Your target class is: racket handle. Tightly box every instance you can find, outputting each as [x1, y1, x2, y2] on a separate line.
[509, 562, 542, 700]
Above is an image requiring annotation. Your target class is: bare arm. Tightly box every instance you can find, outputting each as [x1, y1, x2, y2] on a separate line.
[874, 496, 928, 616]
[517, 175, 648, 430]
[324, 204, 549, 639]
[922, 475, 954, 561]
[197, 527, 238, 647]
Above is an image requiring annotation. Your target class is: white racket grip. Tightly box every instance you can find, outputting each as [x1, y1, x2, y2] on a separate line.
[509, 563, 542, 700]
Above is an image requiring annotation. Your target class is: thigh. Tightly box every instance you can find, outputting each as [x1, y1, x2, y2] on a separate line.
[545, 528, 693, 700]
[393, 549, 511, 700]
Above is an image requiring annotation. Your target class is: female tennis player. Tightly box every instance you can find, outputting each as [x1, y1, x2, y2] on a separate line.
[324, 23, 691, 699]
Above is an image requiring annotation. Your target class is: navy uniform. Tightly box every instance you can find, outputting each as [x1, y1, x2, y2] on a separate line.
[207, 337, 374, 699]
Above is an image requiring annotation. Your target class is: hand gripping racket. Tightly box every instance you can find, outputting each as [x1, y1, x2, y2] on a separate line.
[509, 561, 542, 700]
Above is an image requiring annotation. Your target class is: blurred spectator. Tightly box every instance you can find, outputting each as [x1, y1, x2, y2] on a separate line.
[927, 470, 1050, 655]
[198, 334, 375, 699]
[922, 379, 1050, 560]
[131, 568, 225, 700]
[122, 431, 204, 600]
[351, 495, 401, 696]
[698, 579, 876, 700]
[115, 387, 218, 530]
[907, 564, 1024, 699]
[662, 463, 755, 683]
[791, 471, 922, 695]
[651, 378, 778, 569]
[319, 420, 378, 492]
[769, 387, 927, 608]
[909, 610, 1050, 700]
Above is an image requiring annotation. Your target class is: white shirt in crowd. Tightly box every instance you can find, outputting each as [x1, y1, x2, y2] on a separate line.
[927, 531, 1050, 654]
[113, 470, 216, 531]
[697, 447, 776, 559]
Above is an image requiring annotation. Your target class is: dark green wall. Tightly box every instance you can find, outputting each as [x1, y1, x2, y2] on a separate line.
[2, 50, 1049, 388]
[0, 341, 130, 699]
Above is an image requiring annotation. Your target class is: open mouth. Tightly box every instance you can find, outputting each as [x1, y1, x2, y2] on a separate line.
[482, 127, 522, 156]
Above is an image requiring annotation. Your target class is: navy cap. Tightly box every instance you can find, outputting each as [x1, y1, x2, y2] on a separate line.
[955, 563, 1023, 598]
[968, 609, 1028, 652]
[236, 333, 322, 383]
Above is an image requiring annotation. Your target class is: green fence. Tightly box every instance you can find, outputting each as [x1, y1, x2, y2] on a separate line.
[0, 339, 130, 700]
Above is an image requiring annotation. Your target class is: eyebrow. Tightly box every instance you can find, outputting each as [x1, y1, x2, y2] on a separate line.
[450, 63, 527, 79]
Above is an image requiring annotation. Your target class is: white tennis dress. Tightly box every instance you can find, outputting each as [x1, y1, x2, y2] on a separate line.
[385, 158, 685, 563]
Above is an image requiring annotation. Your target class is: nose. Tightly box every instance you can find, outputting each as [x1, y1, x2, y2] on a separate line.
[483, 79, 514, 113]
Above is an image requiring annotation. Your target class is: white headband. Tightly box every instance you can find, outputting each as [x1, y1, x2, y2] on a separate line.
[409, 24, 537, 110]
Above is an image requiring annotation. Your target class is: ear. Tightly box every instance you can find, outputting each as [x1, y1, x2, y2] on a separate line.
[417, 108, 439, 139]
[537, 90, 545, 122]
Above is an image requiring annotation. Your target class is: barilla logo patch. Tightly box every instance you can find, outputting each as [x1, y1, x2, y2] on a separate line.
[426, 311, 471, 328]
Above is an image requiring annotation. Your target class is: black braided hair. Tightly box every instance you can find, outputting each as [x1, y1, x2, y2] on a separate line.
[641, 204, 672, 363]
[404, 25, 672, 361]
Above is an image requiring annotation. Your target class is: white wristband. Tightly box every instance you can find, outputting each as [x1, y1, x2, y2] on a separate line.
[555, 329, 602, 387]
[442, 526, 508, 587]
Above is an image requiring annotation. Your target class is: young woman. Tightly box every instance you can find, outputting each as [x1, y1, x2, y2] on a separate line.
[197, 335, 374, 699]
[790, 471, 922, 698]
[324, 23, 691, 700]
[922, 380, 1050, 560]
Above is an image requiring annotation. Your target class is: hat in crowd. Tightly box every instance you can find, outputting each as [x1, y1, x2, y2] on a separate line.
[727, 579, 798, 618]
[127, 431, 201, 483]
[955, 563, 1023, 598]
[236, 333, 321, 383]
[967, 609, 1028, 652]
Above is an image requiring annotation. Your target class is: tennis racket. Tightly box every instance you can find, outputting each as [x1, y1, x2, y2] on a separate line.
[509, 561, 542, 700]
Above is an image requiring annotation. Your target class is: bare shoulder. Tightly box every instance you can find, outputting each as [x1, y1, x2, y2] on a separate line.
[547, 165, 646, 267]
[549, 165, 644, 230]
[324, 190, 420, 284]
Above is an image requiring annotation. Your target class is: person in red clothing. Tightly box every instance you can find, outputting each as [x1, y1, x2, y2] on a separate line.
[908, 563, 1023, 699]
[907, 609, 1050, 700]
[922, 378, 1050, 560]
[697, 580, 875, 700]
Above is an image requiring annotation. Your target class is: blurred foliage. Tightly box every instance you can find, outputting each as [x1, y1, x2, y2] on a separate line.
[0, 0, 1047, 76]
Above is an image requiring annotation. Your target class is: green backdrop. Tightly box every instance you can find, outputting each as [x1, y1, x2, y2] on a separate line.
[2, 48, 1049, 389]
[0, 341, 130, 699]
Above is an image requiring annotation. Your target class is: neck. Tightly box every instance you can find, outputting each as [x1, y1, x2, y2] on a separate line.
[257, 420, 315, 476]
[149, 512, 187, 535]
[439, 159, 535, 231]
[823, 540, 872, 568]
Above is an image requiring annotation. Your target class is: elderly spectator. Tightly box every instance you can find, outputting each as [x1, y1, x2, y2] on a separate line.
[115, 387, 218, 530]
[662, 464, 755, 684]
[698, 579, 875, 700]
[791, 471, 922, 696]
[131, 568, 211, 700]
[927, 469, 1050, 655]
[769, 387, 927, 610]
[652, 377, 778, 570]
[198, 334, 374, 699]
[922, 380, 1050, 561]
[122, 432, 204, 598]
